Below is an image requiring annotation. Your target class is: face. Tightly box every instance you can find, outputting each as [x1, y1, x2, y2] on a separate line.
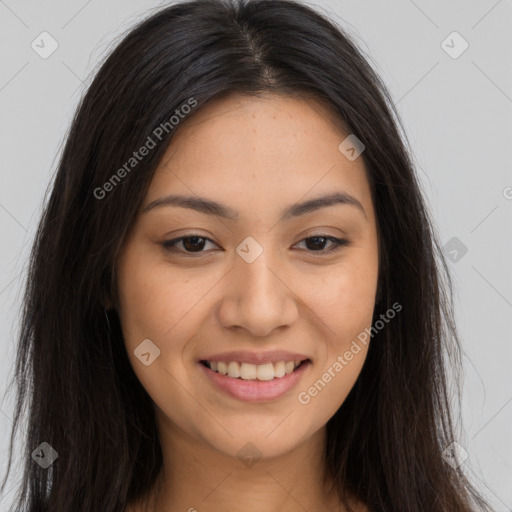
[115, 92, 379, 460]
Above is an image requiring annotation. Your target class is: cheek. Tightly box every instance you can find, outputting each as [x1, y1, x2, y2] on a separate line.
[115, 252, 225, 388]
[115, 254, 197, 404]
[294, 265, 375, 415]
[296, 348, 366, 426]
[116, 263, 162, 344]
[291, 249, 377, 410]
[116, 249, 194, 346]
[295, 253, 378, 341]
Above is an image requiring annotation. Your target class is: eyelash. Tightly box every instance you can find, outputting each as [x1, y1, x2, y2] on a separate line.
[161, 234, 350, 257]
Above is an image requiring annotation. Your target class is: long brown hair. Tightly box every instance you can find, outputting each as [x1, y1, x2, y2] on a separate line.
[1, 0, 494, 510]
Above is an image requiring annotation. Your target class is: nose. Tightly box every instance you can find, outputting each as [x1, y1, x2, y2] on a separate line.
[216, 248, 299, 337]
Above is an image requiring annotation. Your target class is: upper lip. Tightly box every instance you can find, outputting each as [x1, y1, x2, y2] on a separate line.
[199, 350, 311, 365]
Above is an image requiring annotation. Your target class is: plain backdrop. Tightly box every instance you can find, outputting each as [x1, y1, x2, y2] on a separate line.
[0, 0, 511, 510]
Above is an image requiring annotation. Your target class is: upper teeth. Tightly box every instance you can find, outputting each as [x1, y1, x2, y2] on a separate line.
[207, 360, 303, 380]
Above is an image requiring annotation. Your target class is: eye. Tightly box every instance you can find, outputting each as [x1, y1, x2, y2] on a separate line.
[161, 234, 350, 256]
[293, 235, 350, 254]
[162, 235, 219, 255]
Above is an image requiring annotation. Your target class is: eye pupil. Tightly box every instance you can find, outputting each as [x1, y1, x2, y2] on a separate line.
[306, 236, 327, 251]
[183, 236, 206, 252]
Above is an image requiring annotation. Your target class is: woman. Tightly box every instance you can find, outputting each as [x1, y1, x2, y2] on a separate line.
[1, 0, 494, 510]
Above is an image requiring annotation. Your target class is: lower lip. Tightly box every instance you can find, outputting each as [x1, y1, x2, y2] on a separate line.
[198, 360, 311, 402]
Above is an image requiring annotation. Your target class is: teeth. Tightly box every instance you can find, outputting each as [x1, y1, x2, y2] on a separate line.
[206, 360, 305, 380]
[274, 361, 286, 378]
[228, 361, 240, 378]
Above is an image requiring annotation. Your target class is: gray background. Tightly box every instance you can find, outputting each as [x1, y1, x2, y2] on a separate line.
[0, 0, 511, 510]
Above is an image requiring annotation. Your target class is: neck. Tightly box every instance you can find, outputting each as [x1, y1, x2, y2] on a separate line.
[149, 412, 343, 512]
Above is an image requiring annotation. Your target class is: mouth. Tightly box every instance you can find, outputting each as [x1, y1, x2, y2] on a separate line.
[198, 358, 312, 402]
[199, 359, 310, 380]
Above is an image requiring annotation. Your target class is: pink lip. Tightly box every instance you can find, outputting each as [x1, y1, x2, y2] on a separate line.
[198, 350, 310, 365]
[198, 360, 312, 402]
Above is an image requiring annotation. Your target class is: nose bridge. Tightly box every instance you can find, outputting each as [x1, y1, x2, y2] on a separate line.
[237, 248, 278, 299]
[219, 237, 297, 335]
[234, 234, 278, 294]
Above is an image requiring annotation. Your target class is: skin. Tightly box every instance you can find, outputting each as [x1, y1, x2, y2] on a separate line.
[116, 92, 378, 512]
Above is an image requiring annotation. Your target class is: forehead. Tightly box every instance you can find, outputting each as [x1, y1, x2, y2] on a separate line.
[145, 93, 373, 219]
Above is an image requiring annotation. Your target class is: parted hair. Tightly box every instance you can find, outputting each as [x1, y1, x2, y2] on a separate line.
[2, 1, 493, 510]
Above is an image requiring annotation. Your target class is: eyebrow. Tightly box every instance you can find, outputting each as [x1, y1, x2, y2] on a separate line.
[142, 191, 367, 221]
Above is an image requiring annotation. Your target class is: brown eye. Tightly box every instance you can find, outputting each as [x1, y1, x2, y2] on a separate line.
[295, 235, 350, 254]
[161, 234, 350, 257]
[162, 235, 218, 254]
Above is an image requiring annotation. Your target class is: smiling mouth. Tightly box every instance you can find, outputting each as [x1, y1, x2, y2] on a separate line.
[199, 359, 310, 381]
